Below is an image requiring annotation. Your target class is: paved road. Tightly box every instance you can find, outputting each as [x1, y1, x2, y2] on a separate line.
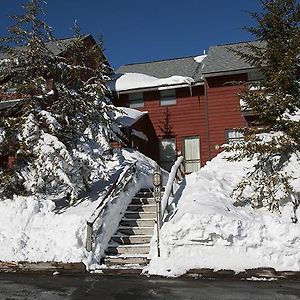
[1, 273, 300, 300]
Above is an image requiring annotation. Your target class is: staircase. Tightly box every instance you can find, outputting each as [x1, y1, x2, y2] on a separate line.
[103, 188, 156, 274]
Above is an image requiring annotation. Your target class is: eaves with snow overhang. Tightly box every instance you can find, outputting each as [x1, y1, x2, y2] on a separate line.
[111, 54, 207, 94]
[115, 106, 148, 128]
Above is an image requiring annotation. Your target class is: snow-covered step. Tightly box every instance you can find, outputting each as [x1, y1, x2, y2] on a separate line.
[127, 204, 156, 212]
[111, 235, 152, 245]
[124, 211, 156, 219]
[106, 244, 150, 255]
[120, 218, 155, 227]
[102, 187, 159, 271]
[135, 190, 153, 198]
[105, 255, 149, 266]
[131, 197, 155, 205]
[117, 226, 154, 236]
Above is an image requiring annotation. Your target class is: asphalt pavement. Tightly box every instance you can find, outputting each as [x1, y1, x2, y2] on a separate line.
[1, 273, 300, 300]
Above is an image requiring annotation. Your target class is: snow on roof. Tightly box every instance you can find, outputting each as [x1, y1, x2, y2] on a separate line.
[115, 107, 148, 127]
[109, 73, 194, 92]
[194, 55, 207, 63]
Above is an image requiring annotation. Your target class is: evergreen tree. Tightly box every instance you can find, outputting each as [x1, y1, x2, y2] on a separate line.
[0, 1, 121, 200]
[227, 0, 300, 214]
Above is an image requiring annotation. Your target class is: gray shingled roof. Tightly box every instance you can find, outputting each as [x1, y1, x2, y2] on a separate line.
[0, 35, 91, 60]
[202, 41, 265, 75]
[116, 56, 205, 82]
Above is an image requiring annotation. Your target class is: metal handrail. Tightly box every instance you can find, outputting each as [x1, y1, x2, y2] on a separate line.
[85, 160, 137, 251]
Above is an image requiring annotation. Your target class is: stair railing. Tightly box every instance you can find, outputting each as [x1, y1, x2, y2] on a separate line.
[155, 156, 185, 257]
[160, 156, 185, 219]
[86, 160, 137, 252]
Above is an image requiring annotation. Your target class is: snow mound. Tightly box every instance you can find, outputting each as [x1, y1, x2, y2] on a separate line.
[147, 152, 300, 277]
[0, 149, 165, 269]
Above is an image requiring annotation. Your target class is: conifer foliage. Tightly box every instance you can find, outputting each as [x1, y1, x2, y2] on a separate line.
[0, 0, 120, 200]
[227, 0, 300, 214]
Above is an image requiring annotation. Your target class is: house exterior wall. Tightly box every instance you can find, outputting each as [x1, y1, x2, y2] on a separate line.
[115, 85, 208, 167]
[205, 73, 247, 159]
[114, 73, 248, 169]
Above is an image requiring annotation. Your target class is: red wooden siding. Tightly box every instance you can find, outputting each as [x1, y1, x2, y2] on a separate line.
[113, 73, 248, 167]
[206, 74, 247, 159]
[115, 85, 207, 166]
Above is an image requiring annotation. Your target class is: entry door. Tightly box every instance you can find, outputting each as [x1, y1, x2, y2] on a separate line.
[159, 138, 176, 172]
[183, 136, 201, 173]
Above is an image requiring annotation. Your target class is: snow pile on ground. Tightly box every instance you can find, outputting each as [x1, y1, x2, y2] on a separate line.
[0, 148, 162, 270]
[109, 73, 194, 92]
[147, 152, 300, 277]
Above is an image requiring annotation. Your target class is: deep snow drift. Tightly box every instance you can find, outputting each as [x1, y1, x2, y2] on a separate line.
[1, 148, 300, 276]
[0, 148, 162, 270]
[147, 152, 300, 277]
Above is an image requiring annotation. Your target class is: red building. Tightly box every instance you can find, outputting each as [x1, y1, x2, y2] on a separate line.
[111, 41, 262, 172]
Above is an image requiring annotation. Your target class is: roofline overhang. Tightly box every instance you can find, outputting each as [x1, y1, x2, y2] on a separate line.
[113, 80, 204, 95]
[202, 68, 256, 78]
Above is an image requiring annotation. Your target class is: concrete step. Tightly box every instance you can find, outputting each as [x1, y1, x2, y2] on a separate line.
[120, 219, 155, 227]
[106, 244, 150, 255]
[111, 235, 152, 245]
[105, 255, 149, 266]
[124, 211, 156, 219]
[127, 204, 156, 213]
[131, 197, 155, 205]
[117, 226, 154, 236]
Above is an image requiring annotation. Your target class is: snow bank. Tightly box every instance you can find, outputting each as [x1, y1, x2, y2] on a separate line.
[0, 148, 164, 269]
[109, 73, 194, 92]
[147, 152, 300, 277]
[0, 195, 88, 263]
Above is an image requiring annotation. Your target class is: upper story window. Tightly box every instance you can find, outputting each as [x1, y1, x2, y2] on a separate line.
[226, 129, 244, 145]
[160, 89, 176, 106]
[129, 92, 144, 108]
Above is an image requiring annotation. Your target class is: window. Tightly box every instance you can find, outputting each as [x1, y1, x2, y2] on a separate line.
[226, 129, 244, 144]
[5, 87, 17, 94]
[183, 136, 201, 173]
[160, 89, 176, 106]
[129, 92, 144, 108]
[159, 138, 176, 171]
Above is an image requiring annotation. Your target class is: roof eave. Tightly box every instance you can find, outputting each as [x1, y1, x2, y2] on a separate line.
[203, 67, 256, 78]
[114, 80, 204, 95]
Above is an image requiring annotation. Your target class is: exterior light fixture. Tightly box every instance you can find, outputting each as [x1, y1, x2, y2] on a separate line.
[153, 165, 161, 187]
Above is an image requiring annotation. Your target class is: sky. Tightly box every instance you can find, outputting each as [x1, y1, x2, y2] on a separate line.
[0, 0, 262, 69]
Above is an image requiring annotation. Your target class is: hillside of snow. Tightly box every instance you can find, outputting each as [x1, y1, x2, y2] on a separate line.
[147, 152, 300, 277]
[0, 148, 163, 270]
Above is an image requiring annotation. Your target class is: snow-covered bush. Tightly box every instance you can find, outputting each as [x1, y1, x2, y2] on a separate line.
[0, 1, 121, 200]
[226, 0, 300, 214]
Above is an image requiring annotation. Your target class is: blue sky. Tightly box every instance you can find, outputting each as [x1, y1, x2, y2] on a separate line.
[0, 0, 262, 68]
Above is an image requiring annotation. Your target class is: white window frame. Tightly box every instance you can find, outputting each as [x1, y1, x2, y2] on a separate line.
[159, 138, 176, 171]
[129, 92, 144, 108]
[226, 129, 244, 145]
[160, 89, 176, 106]
[183, 136, 201, 173]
